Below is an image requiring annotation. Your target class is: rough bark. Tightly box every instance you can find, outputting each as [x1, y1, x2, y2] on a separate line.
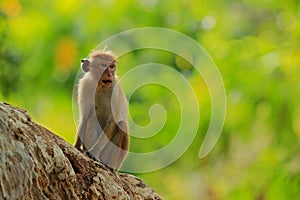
[0, 102, 161, 200]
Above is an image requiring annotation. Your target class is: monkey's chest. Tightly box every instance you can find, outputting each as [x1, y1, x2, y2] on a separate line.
[95, 91, 113, 129]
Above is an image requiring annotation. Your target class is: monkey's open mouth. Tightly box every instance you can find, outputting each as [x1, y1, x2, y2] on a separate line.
[102, 80, 112, 84]
[102, 80, 113, 87]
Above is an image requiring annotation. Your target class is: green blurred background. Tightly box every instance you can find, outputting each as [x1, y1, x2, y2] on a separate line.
[1, 0, 300, 199]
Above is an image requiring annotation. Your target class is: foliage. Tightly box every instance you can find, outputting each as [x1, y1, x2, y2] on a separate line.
[1, 0, 300, 199]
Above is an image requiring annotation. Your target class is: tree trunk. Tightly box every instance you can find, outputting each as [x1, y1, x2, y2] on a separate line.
[0, 102, 161, 200]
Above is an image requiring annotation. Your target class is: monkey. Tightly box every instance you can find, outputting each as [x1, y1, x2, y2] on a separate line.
[74, 50, 129, 170]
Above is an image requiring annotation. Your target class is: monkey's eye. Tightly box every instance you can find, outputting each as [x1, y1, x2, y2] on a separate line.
[101, 63, 107, 68]
[109, 64, 116, 69]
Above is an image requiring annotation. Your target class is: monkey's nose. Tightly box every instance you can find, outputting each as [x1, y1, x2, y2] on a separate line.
[106, 69, 113, 77]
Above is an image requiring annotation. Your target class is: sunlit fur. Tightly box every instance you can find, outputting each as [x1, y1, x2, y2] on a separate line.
[74, 50, 129, 170]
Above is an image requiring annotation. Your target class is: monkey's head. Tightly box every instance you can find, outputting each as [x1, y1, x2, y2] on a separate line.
[81, 50, 117, 88]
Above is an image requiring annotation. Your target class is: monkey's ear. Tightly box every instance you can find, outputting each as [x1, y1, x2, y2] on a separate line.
[81, 59, 90, 73]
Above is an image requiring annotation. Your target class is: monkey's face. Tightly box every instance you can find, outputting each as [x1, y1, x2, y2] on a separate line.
[99, 62, 116, 88]
[81, 51, 117, 88]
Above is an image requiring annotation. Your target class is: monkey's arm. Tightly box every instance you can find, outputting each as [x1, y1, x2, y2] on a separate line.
[111, 83, 128, 126]
[74, 105, 100, 150]
[74, 117, 88, 149]
[111, 121, 129, 169]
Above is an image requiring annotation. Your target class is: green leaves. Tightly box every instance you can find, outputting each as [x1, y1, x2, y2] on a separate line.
[0, 0, 299, 199]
